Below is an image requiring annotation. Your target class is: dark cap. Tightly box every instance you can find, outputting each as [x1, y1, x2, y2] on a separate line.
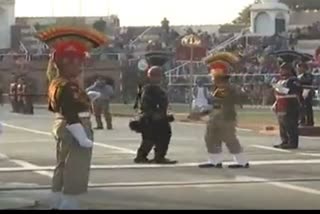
[297, 61, 309, 70]
[145, 51, 172, 67]
[270, 50, 302, 64]
[280, 62, 297, 76]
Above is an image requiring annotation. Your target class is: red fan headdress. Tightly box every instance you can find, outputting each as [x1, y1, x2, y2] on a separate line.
[37, 26, 108, 64]
[204, 52, 240, 78]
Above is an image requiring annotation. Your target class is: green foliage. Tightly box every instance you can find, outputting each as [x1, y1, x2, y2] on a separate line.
[93, 18, 107, 33]
[232, 5, 251, 25]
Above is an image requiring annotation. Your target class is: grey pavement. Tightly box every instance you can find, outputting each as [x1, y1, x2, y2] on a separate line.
[1, 106, 320, 209]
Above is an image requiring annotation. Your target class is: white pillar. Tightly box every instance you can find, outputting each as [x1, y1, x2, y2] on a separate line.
[0, 0, 15, 49]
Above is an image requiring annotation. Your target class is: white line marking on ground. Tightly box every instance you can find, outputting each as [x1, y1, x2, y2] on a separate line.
[94, 142, 136, 154]
[2, 123, 52, 136]
[1, 159, 320, 172]
[251, 145, 292, 153]
[177, 122, 253, 132]
[2, 177, 320, 191]
[2, 123, 137, 155]
[0, 152, 53, 178]
[9, 160, 53, 178]
[253, 145, 320, 158]
[238, 176, 320, 195]
[0, 153, 8, 160]
[301, 136, 320, 140]
[95, 137, 195, 142]
[299, 153, 320, 157]
[0, 139, 53, 144]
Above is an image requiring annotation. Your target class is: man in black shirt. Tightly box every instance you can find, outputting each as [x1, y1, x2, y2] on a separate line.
[133, 66, 177, 164]
[297, 62, 314, 126]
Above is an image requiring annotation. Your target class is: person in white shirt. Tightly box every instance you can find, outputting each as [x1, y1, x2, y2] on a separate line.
[192, 79, 211, 114]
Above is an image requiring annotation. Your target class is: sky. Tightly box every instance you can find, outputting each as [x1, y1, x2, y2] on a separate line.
[15, 0, 255, 26]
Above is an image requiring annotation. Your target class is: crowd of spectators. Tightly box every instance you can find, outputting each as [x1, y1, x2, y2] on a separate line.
[290, 21, 320, 40]
[1, 20, 320, 106]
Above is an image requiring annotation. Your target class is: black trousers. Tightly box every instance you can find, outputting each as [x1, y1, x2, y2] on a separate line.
[16, 100, 24, 113]
[23, 98, 34, 115]
[10, 98, 18, 112]
[300, 98, 314, 126]
[136, 119, 172, 160]
[278, 112, 299, 147]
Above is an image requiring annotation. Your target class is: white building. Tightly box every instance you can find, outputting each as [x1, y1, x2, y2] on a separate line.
[0, 0, 15, 49]
[250, 0, 290, 36]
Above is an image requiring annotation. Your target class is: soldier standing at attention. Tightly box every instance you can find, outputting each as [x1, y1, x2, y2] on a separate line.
[199, 52, 250, 169]
[9, 78, 18, 112]
[297, 62, 314, 127]
[16, 77, 25, 113]
[272, 62, 302, 150]
[37, 26, 107, 209]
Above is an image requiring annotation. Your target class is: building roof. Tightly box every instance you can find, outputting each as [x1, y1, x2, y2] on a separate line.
[219, 25, 246, 34]
[251, 0, 289, 11]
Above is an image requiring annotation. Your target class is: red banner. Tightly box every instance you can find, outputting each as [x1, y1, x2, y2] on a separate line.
[175, 45, 207, 61]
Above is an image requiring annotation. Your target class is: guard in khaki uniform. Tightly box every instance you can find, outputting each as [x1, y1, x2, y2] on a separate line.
[199, 52, 249, 169]
[16, 78, 25, 113]
[22, 81, 34, 115]
[37, 26, 108, 209]
[86, 77, 114, 130]
[9, 80, 18, 112]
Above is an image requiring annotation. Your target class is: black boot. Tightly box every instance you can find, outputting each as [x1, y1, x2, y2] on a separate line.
[151, 158, 178, 165]
[273, 142, 288, 149]
[228, 163, 250, 169]
[280, 144, 298, 150]
[134, 157, 151, 164]
[94, 126, 104, 130]
[198, 163, 223, 169]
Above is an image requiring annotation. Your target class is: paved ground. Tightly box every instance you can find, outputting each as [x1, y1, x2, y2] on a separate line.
[1, 105, 320, 209]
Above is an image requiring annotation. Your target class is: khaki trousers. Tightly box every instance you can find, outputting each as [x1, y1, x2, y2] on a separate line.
[205, 116, 243, 154]
[93, 101, 112, 129]
[51, 118, 93, 195]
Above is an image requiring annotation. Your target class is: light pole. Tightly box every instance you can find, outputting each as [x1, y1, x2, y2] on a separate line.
[181, 34, 202, 112]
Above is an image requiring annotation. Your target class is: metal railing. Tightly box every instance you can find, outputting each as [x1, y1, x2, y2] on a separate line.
[19, 42, 29, 60]
[129, 27, 154, 46]
[164, 32, 247, 78]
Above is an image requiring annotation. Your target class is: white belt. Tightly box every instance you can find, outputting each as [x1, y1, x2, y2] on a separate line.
[55, 112, 91, 119]
[276, 95, 297, 99]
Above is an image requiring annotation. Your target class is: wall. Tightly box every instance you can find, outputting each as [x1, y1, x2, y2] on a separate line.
[0, 58, 123, 103]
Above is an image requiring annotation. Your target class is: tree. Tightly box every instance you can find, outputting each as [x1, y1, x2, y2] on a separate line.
[232, 5, 252, 25]
[34, 22, 41, 31]
[93, 18, 107, 33]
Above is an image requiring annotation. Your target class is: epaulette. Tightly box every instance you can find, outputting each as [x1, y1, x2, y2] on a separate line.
[48, 78, 69, 99]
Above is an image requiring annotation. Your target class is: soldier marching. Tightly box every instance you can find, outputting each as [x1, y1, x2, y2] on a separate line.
[130, 51, 177, 164]
[37, 26, 107, 210]
[199, 52, 250, 169]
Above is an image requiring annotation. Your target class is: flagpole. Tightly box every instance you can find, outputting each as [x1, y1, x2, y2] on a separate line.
[79, 0, 83, 16]
[52, 0, 55, 16]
